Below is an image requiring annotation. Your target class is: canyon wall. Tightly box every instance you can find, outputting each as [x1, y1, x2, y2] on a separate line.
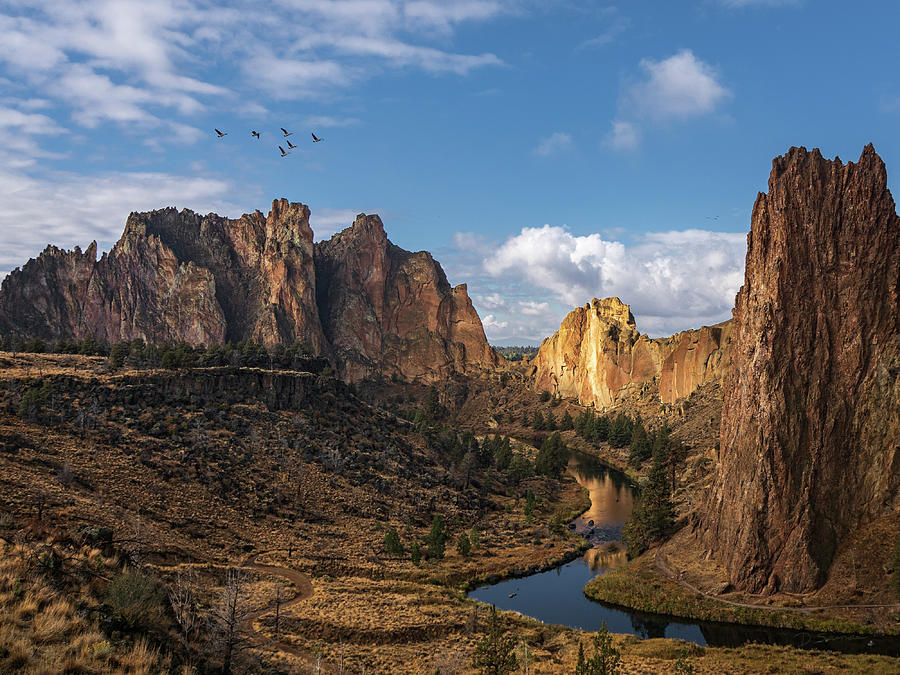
[532, 297, 731, 407]
[698, 145, 900, 593]
[0, 201, 498, 383]
[314, 213, 499, 381]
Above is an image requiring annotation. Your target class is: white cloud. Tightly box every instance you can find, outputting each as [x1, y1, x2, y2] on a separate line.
[0, 0, 509, 134]
[518, 300, 550, 315]
[474, 293, 507, 310]
[534, 132, 573, 157]
[629, 50, 731, 121]
[481, 314, 509, 331]
[481, 224, 746, 336]
[608, 49, 730, 152]
[0, 170, 241, 281]
[309, 208, 365, 240]
[605, 120, 640, 151]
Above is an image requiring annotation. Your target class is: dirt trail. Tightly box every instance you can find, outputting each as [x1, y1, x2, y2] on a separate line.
[241, 551, 333, 673]
[655, 552, 900, 615]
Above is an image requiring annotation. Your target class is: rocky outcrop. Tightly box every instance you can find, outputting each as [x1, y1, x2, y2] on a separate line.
[315, 213, 500, 381]
[0, 201, 498, 383]
[698, 145, 900, 593]
[532, 297, 731, 407]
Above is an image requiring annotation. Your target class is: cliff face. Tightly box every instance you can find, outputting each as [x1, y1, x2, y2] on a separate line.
[0, 203, 498, 383]
[314, 214, 499, 381]
[533, 297, 731, 407]
[699, 145, 900, 593]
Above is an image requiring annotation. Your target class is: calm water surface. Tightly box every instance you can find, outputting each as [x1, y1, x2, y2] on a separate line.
[469, 451, 900, 656]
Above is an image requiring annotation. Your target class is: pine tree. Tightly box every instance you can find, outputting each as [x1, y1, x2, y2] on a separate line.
[532, 410, 545, 430]
[469, 526, 481, 550]
[383, 526, 404, 555]
[628, 417, 651, 466]
[410, 541, 422, 565]
[457, 532, 472, 557]
[471, 605, 518, 674]
[609, 414, 632, 448]
[594, 415, 610, 443]
[426, 515, 447, 560]
[560, 410, 575, 431]
[536, 433, 567, 477]
[545, 410, 557, 431]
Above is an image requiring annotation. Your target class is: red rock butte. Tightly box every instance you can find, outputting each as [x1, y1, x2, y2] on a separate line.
[0, 200, 499, 383]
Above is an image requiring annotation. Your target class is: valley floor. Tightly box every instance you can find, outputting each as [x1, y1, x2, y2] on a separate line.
[0, 353, 898, 673]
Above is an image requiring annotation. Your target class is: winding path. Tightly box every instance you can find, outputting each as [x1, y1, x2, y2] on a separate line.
[240, 551, 330, 672]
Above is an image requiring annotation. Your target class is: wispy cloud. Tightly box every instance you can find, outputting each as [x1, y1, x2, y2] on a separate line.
[578, 8, 630, 49]
[534, 132, 573, 156]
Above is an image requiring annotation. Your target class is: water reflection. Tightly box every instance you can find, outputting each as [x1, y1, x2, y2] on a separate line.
[467, 450, 900, 656]
[566, 454, 633, 555]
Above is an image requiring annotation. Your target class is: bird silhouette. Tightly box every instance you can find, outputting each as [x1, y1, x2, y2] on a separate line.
[278, 146, 290, 157]
[286, 139, 297, 150]
[215, 129, 227, 137]
[281, 127, 293, 137]
[251, 130, 260, 139]
[311, 132, 323, 143]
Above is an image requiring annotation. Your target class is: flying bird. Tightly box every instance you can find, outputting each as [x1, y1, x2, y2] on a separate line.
[311, 132, 323, 143]
[278, 146, 290, 157]
[251, 130, 260, 139]
[281, 127, 293, 137]
[286, 139, 297, 150]
[214, 129, 227, 137]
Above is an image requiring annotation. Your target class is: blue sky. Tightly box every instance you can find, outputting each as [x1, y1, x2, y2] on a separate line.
[1, 0, 898, 341]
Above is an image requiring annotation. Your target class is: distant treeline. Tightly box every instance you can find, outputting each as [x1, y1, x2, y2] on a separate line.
[0, 335, 322, 371]
[493, 345, 540, 360]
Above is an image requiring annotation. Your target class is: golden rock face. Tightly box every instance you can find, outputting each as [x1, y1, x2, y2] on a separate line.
[533, 296, 731, 409]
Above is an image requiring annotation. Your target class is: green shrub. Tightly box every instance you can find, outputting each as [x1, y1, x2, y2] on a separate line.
[105, 569, 167, 631]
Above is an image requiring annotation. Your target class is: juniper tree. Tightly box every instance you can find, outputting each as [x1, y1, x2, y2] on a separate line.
[472, 605, 518, 675]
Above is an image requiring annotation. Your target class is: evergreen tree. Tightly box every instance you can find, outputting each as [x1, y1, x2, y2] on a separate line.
[575, 621, 621, 674]
[623, 442, 675, 558]
[426, 515, 447, 560]
[410, 541, 422, 565]
[560, 410, 575, 431]
[521, 410, 530, 426]
[523, 490, 536, 521]
[471, 605, 518, 675]
[532, 410, 545, 430]
[609, 414, 632, 448]
[383, 526, 404, 556]
[545, 410, 558, 431]
[594, 415, 610, 443]
[506, 455, 533, 487]
[469, 527, 481, 550]
[456, 532, 472, 557]
[628, 416, 651, 466]
[574, 411, 589, 436]
[535, 432, 567, 477]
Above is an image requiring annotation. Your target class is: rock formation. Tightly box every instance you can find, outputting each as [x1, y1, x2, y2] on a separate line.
[315, 213, 499, 381]
[532, 297, 731, 407]
[0, 201, 498, 382]
[699, 145, 900, 593]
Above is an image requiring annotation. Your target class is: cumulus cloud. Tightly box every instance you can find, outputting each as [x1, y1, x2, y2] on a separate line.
[629, 50, 731, 121]
[610, 50, 730, 151]
[481, 314, 509, 331]
[481, 224, 746, 336]
[534, 132, 573, 157]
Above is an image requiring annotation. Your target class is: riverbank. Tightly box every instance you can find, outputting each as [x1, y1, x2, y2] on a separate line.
[585, 547, 900, 638]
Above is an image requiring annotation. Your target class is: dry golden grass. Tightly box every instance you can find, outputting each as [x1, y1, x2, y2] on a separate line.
[0, 539, 164, 674]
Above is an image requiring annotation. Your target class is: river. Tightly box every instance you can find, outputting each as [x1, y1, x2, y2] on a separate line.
[468, 451, 900, 656]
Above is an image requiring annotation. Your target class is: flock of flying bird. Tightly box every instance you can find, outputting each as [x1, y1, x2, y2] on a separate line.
[213, 126, 323, 157]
